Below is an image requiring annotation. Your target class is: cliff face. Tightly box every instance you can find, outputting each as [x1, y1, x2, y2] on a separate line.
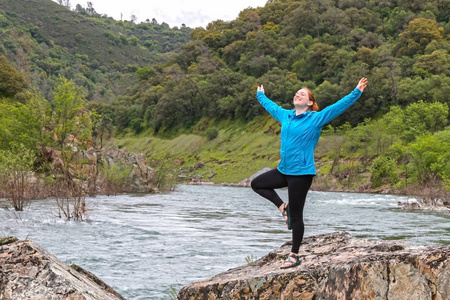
[178, 232, 450, 300]
[0, 237, 125, 300]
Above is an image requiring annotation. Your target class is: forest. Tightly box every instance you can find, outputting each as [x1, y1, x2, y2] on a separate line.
[113, 0, 449, 132]
[110, 0, 450, 198]
[0, 0, 449, 212]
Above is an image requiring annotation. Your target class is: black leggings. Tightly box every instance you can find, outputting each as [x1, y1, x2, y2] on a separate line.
[251, 168, 313, 254]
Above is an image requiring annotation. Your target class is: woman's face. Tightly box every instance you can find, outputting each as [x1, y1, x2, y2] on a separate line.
[293, 88, 311, 107]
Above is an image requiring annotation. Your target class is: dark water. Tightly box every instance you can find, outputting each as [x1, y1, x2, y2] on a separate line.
[1, 185, 449, 299]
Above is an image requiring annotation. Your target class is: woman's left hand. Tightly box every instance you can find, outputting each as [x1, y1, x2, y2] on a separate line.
[356, 77, 368, 92]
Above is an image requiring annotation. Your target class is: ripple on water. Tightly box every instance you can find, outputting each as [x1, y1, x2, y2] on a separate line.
[0, 185, 448, 300]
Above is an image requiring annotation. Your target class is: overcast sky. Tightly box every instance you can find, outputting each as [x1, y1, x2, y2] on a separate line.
[64, 0, 268, 28]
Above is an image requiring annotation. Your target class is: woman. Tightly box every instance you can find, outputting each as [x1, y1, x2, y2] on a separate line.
[251, 77, 368, 269]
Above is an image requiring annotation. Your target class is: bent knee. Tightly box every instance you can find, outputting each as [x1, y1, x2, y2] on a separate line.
[250, 179, 259, 191]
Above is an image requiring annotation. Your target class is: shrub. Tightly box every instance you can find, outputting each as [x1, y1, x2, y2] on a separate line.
[100, 162, 132, 195]
[0, 144, 36, 211]
[130, 118, 144, 134]
[370, 155, 398, 188]
[205, 128, 219, 140]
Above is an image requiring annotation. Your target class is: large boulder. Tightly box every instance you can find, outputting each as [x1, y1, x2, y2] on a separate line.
[43, 146, 157, 194]
[178, 232, 450, 300]
[101, 147, 157, 193]
[0, 237, 125, 300]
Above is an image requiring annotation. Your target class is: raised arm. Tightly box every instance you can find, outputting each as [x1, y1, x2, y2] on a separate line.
[312, 77, 368, 128]
[256, 85, 289, 123]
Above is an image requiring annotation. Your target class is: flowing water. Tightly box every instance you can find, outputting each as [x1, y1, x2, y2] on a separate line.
[1, 185, 449, 299]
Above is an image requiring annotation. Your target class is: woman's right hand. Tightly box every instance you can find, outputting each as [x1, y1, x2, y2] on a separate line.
[257, 85, 265, 93]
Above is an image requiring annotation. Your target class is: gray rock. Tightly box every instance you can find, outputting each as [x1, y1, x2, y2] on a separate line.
[178, 232, 450, 300]
[0, 237, 125, 300]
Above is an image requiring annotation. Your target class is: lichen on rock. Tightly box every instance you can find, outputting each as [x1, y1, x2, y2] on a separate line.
[0, 237, 125, 300]
[178, 232, 450, 300]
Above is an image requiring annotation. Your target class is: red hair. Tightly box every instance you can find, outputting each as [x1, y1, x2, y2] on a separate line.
[303, 87, 319, 111]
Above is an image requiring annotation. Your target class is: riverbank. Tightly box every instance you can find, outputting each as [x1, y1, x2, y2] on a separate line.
[0, 146, 159, 212]
[185, 173, 450, 213]
[113, 119, 449, 212]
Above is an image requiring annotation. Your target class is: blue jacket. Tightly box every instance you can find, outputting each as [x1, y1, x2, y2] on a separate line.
[256, 88, 362, 175]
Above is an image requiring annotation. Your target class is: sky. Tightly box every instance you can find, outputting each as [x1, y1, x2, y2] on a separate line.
[66, 0, 268, 28]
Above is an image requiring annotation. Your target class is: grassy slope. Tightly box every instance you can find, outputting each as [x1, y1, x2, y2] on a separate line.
[114, 116, 282, 183]
[112, 116, 372, 192]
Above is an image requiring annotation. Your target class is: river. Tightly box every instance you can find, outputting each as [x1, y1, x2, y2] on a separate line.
[1, 185, 449, 299]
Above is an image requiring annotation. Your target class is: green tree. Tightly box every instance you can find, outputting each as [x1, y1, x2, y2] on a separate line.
[396, 18, 444, 56]
[50, 78, 92, 221]
[404, 101, 448, 141]
[370, 155, 398, 188]
[52, 77, 90, 149]
[135, 66, 151, 80]
[0, 90, 52, 155]
[130, 118, 144, 134]
[302, 43, 336, 83]
[384, 101, 448, 142]
[87, 102, 114, 150]
[0, 54, 27, 98]
[314, 80, 341, 116]
[413, 50, 450, 76]
[348, 118, 392, 164]
[407, 131, 450, 187]
[397, 75, 450, 106]
[383, 106, 406, 136]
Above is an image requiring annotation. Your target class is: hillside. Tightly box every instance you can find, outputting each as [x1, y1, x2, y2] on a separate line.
[108, 0, 449, 199]
[0, 0, 191, 102]
[104, 0, 449, 134]
[0, 0, 148, 66]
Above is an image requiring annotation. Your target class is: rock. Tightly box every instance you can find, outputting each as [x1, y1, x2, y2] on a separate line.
[398, 199, 450, 213]
[0, 237, 125, 300]
[237, 167, 272, 187]
[42, 146, 157, 195]
[84, 148, 98, 165]
[178, 232, 450, 300]
[102, 147, 157, 193]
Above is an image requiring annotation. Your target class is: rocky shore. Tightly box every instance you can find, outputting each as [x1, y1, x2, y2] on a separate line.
[0, 236, 125, 300]
[2, 232, 449, 299]
[178, 231, 450, 300]
[397, 198, 450, 213]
